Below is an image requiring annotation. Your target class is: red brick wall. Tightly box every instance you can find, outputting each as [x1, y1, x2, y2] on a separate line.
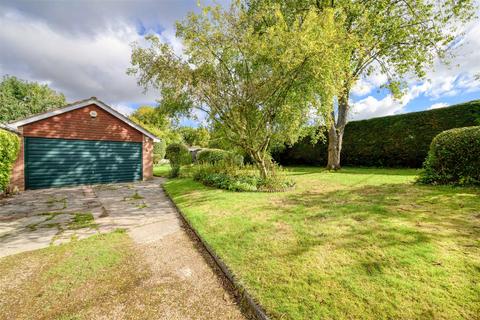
[143, 136, 154, 180]
[9, 128, 24, 192]
[22, 104, 143, 142]
[9, 104, 154, 190]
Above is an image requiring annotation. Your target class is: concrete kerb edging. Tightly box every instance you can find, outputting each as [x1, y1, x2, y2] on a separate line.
[161, 185, 270, 320]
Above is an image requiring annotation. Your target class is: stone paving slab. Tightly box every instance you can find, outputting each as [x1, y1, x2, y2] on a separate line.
[1, 184, 104, 257]
[93, 178, 182, 243]
[1, 177, 206, 255]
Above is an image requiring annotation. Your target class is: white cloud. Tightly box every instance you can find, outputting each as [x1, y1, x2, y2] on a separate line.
[351, 78, 374, 96]
[0, 8, 159, 106]
[0, 1, 218, 109]
[1, 0, 478, 124]
[351, 81, 430, 120]
[428, 102, 449, 110]
[351, 95, 403, 120]
[350, 11, 480, 120]
[113, 104, 136, 116]
[424, 19, 480, 99]
[351, 71, 388, 97]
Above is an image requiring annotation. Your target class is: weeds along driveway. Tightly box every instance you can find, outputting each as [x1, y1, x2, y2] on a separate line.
[0, 178, 246, 319]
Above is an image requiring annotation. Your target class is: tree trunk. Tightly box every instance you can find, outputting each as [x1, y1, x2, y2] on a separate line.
[327, 122, 342, 170]
[257, 158, 269, 179]
[250, 151, 269, 179]
[326, 90, 350, 170]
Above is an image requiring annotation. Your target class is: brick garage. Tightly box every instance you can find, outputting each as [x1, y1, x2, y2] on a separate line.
[9, 97, 158, 190]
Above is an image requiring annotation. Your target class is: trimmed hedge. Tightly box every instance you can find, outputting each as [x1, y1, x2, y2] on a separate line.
[197, 148, 244, 166]
[418, 126, 480, 185]
[275, 100, 480, 167]
[0, 129, 20, 192]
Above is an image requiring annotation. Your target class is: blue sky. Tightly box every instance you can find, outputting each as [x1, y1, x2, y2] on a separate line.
[0, 0, 479, 126]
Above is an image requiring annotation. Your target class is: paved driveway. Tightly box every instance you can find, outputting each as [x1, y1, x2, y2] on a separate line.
[0, 178, 246, 319]
[0, 178, 184, 257]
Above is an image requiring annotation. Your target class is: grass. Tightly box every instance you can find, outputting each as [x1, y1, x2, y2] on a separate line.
[163, 166, 480, 320]
[0, 230, 149, 319]
[153, 164, 171, 177]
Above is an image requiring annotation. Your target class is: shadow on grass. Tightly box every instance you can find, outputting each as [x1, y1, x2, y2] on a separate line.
[285, 166, 420, 177]
[164, 178, 229, 208]
[265, 182, 480, 260]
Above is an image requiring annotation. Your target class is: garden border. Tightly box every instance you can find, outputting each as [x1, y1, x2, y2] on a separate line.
[162, 184, 270, 320]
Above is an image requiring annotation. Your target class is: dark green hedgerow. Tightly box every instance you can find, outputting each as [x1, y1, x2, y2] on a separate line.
[274, 100, 480, 167]
[418, 126, 480, 185]
[0, 129, 20, 192]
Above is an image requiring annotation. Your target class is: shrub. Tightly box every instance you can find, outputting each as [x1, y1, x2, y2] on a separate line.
[197, 148, 243, 166]
[153, 140, 166, 161]
[165, 143, 191, 177]
[193, 162, 294, 192]
[275, 100, 480, 167]
[0, 129, 20, 192]
[258, 164, 296, 192]
[418, 126, 480, 185]
[153, 139, 167, 159]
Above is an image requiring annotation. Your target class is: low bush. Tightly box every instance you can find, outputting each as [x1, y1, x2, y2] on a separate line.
[197, 148, 244, 166]
[193, 162, 294, 192]
[165, 143, 191, 177]
[0, 129, 20, 192]
[418, 126, 480, 185]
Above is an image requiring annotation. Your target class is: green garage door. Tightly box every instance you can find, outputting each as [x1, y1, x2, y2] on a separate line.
[25, 137, 142, 189]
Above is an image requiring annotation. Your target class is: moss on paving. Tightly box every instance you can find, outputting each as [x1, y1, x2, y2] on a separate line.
[46, 196, 67, 209]
[123, 191, 144, 202]
[67, 212, 98, 230]
[26, 212, 97, 233]
[164, 166, 480, 320]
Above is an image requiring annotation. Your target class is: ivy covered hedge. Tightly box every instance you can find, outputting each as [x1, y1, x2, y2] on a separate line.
[418, 126, 480, 185]
[0, 129, 20, 192]
[274, 100, 480, 167]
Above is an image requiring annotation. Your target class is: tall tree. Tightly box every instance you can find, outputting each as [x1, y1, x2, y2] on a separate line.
[129, 1, 349, 177]
[0, 75, 66, 123]
[251, 0, 475, 169]
[129, 105, 181, 145]
[177, 126, 210, 147]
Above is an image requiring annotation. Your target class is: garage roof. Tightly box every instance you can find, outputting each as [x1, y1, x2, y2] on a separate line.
[8, 97, 160, 142]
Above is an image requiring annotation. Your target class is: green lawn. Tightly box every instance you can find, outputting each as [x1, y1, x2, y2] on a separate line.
[153, 163, 171, 177]
[163, 166, 480, 319]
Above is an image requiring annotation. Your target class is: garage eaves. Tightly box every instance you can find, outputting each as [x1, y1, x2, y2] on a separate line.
[8, 97, 160, 142]
[0, 123, 21, 135]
